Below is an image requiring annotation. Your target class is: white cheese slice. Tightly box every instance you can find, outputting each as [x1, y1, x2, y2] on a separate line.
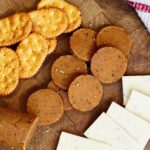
[84, 112, 140, 150]
[126, 90, 150, 122]
[56, 132, 112, 150]
[122, 75, 150, 105]
[107, 102, 150, 149]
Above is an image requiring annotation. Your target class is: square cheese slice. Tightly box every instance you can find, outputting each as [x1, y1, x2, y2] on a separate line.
[126, 90, 150, 122]
[84, 113, 140, 150]
[56, 132, 112, 150]
[107, 102, 150, 149]
[122, 75, 150, 105]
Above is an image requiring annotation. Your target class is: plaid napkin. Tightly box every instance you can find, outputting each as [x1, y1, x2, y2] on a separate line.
[128, 0, 150, 32]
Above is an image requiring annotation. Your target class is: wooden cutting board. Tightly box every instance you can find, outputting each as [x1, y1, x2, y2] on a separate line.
[0, 0, 150, 150]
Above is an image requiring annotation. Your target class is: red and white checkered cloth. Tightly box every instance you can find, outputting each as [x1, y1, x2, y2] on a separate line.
[128, 0, 150, 32]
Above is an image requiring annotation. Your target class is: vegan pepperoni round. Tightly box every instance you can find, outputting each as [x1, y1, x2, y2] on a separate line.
[70, 28, 96, 61]
[96, 26, 132, 56]
[27, 89, 64, 125]
[68, 75, 103, 112]
[91, 47, 127, 84]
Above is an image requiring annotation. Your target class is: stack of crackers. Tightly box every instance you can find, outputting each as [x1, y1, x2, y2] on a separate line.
[0, 0, 82, 149]
[0, 0, 81, 96]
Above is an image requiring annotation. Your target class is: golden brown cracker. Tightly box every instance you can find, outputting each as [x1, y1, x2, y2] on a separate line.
[37, 0, 81, 32]
[47, 38, 57, 54]
[29, 8, 68, 38]
[0, 108, 39, 150]
[0, 48, 19, 95]
[27, 89, 64, 125]
[70, 28, 96, 61]
[96, 26, 132, 56]
[51, 55, 87, 90]
[91, 47, 127, 84]
[16, 33, 48, 79]
[68, 75, 103, 112]
[0, 13, 32, 46]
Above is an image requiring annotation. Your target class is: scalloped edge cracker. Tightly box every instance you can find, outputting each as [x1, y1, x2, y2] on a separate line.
[37, 0, 81, 33]
[16, 33, 48, 79]
[0, 13, 32, 46]
[29, 8, 68, 38]
[0, 48, 19, 95]
[47, 38, 57, 54]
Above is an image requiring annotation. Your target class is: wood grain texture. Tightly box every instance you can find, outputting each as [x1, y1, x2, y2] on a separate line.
[0, 0, 150, 150]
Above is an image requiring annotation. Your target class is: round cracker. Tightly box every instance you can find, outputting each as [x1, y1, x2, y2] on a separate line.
[47, 38, 57, 55]
[70, 28, 96, 61]
[0, 48, 19, 95]
[37, 0, 81, 33]
[27, 89, 64, 125]
[0, 13, 32, 47]
[91, 47, 127, 84]
[29, 8, 68, 38]
[68, 75, 103, 112]
[96, 26, 132, 56]
[16, 33, 48, 79]
[51, 55, 87, 90]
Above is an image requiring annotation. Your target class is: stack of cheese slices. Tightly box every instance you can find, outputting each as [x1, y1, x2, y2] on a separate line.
[56, 75, 150, 150]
